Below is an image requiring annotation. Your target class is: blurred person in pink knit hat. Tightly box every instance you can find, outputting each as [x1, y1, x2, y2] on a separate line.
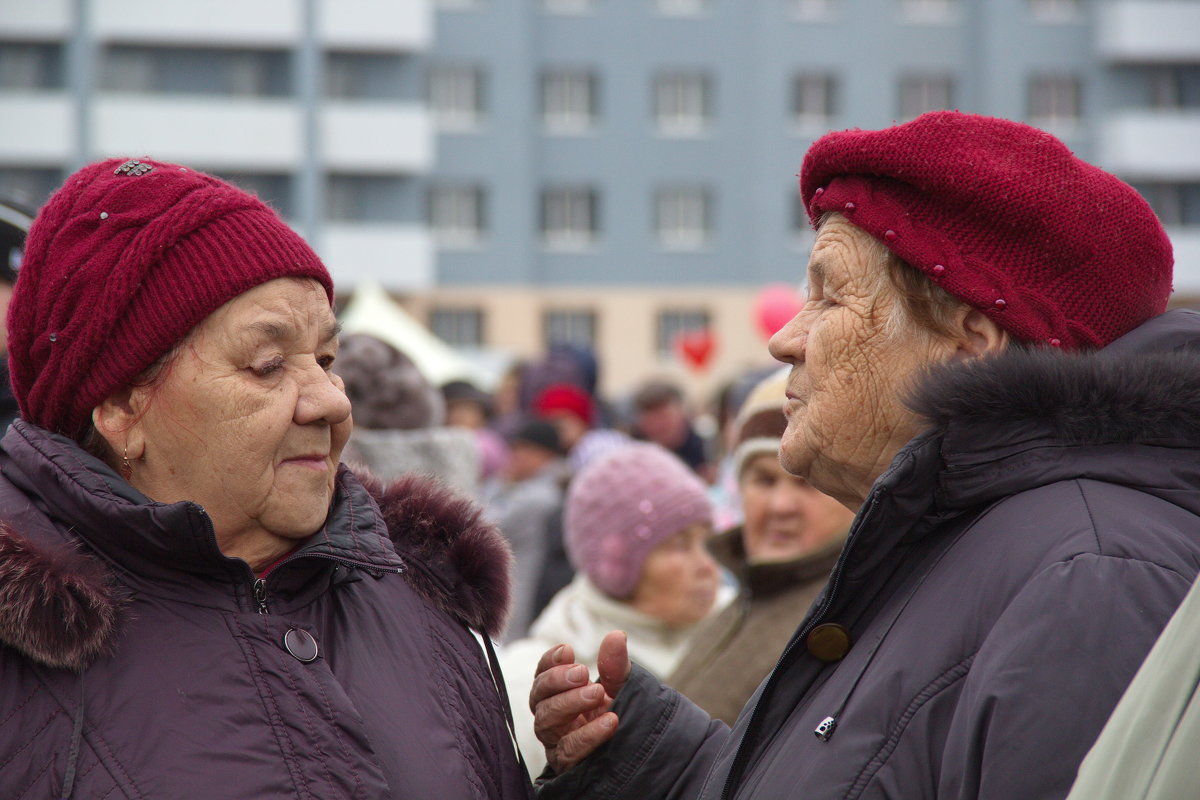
[528, 111, 1200, 800]
[500, 441, 733, 778]
[0, 158, 531, 799]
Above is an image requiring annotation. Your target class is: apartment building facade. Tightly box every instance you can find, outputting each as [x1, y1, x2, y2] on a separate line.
[1, 0, 1197, 398]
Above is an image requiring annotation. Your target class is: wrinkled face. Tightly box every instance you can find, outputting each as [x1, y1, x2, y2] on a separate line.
[628, 522, 720, 628]
[768, 215, 957, 508]
[739, 453, 855, 563]
[127, 278, 352, 567]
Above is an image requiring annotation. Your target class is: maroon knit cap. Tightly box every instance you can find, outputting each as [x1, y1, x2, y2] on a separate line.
[8, 157, 334, 439]
[800, 111, 1173, 350]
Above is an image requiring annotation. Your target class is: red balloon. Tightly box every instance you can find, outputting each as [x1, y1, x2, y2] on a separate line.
[754, 284, 804, 339]
[675, 328, 717, 372]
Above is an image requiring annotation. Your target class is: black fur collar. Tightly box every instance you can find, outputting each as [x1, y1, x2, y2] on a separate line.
[0, 472, 511, 671]
[909, 345, 1200, 446]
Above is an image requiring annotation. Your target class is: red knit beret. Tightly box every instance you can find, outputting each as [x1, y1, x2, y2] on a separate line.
[8, 157, 334, 439]
[534, 382, 595, 427]
[800, 111, 1173, 350]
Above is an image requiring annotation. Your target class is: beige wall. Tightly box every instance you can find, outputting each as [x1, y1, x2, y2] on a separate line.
[400, 286, 783, 408]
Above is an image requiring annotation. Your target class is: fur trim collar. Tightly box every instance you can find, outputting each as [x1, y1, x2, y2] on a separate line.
[0, 472, 511, 670]
[358, 471, 512, 638]
[909, 346, 1200, 446]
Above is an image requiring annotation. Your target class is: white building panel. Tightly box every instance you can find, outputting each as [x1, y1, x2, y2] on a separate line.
[0, 0, 71, 37]
[1170, 230, 1200, 296]
[1098, 1, 1200, 62]
[92, 95, 301, 169]
[1099, 112, 1200, 179]
[321, 103, 432, 172]
[322, 224, 433, 290]
[0, 93, 74, 162]
[318, 0, 431, 51]
[92, 0, 300, 46]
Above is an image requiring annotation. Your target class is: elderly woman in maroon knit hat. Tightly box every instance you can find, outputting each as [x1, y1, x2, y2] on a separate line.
[528, 111, 1200, 800]
[0, 159, 531, 799]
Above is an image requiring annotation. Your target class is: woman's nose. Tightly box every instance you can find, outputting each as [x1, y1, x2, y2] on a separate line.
[296, 366, 352, 425]
[768, 311, 807, 365]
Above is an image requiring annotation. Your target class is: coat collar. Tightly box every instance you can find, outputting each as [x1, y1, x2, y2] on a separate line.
[830, 309, 1200, 590]
[0, 423, 512, 670]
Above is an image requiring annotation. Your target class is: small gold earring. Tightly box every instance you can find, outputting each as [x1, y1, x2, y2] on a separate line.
[122, 446, 132, 479]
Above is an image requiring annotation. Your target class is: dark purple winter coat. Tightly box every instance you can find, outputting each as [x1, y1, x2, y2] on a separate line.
[537, 309, 1200, 800]
[0, 420, 533, 799]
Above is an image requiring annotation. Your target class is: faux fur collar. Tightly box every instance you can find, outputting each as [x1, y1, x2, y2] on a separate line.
[0, 471, 511, 671]
[909, 345, 1200, 447]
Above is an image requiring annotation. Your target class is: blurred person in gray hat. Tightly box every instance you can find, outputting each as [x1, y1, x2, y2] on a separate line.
[0, 197, 33, 431]
[333, 333, 481, 497]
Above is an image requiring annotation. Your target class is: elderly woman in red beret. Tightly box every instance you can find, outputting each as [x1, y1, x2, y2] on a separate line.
[0, 159, 531, 799]
[528, 111, 1200, 800]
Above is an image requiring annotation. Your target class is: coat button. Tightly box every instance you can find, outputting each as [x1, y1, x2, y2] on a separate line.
[283, 628, 319, 663]
[806, 623, 851, 662]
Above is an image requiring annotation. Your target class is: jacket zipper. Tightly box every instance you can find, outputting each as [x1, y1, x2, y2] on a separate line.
[253, 578, 270, 614]
[248, 553, 404, 616]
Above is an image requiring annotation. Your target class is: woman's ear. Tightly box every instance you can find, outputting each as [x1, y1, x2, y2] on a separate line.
[92, 385, 147, 459]
[951, 307, 1010, 359]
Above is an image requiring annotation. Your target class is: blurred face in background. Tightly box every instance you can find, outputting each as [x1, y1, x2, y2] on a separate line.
[739, 452, 854, 563]
[505, 440, 556, 482]
[636, 400, 689, 451]
[446, 399, 487, 430]
[629, 522, 720, 628]
[545, 410, 588, 451]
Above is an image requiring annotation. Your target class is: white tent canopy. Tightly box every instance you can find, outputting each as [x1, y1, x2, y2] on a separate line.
[337, 282, 478, 389]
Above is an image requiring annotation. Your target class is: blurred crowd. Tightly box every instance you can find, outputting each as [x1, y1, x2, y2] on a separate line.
[331, 333, 855, 777]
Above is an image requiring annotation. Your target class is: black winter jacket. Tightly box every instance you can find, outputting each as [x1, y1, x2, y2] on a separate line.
[0, 421, 533, 799]
[537, 309, 1200, 800]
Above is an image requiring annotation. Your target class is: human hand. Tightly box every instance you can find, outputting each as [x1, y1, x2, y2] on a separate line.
[530, 630, 631, 774]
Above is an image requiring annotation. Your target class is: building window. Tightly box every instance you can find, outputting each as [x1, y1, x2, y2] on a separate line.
[541, 69, 598, 134]
[0, 42, 63, 89]
[326, 52, 407, 100]
[430, 307, 485, 347]
[1029, 0, 1080, 21]
[900, 0, 957, 23]
[326, 175, 407, 223]
[1149, 67, 1200, 110]
[1133, 183, 1200, 228]
[898, 74, 955, 119]
[101, 46, 289, 96]
[1028, 74, 1081, 127]
[655, 186, 712, 250]
[0, 167, 62, 210]
[657, 309, 711, 359]
[654, 71, 711, 137]
[544, 309, 597, 349]
[429, 64, 485, 130]
[656, 0, 708, 15]
[541, 187, 599, 249]
[429, 183, 486, 247]
[792, 73, 836, 128]
[217, 173, 293, 219]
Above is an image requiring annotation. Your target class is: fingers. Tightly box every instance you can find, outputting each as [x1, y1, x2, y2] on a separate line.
[550, 711, 619, 773]
[533, 668, 609, 744]
[596, 630, 631, 700]
[534, 642, 575, 679]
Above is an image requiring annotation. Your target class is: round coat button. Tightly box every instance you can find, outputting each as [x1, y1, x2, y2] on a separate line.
[283, 628, 319, 663]
[806, 623, 851, 662]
